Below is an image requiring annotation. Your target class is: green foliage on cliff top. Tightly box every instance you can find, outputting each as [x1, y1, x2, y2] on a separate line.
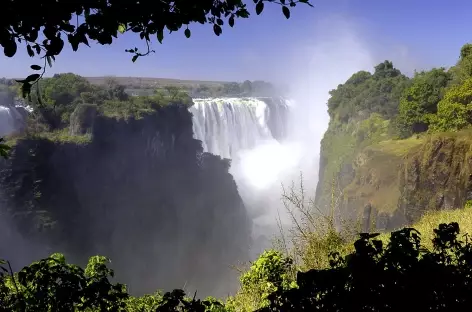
[396, 67, 451, 137]
[316, 42, 472, 221]
[2, 73, 196, 146]
[428, 77, 472, 132]
[324, 42, 472, 139]
[327, 60, 409, 122]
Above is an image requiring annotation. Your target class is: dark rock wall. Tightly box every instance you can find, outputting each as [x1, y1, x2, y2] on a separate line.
[0, 104, 252, 298]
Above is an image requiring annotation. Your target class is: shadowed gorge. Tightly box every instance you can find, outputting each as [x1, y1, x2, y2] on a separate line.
[0, 103, 252, 298]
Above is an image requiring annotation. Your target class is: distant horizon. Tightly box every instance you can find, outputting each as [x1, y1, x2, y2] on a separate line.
[3, 74, 278, 84]
[2, 1, 471, 84]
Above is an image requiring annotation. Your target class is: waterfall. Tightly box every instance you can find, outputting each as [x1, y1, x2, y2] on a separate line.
[189, 97, 290, 159]
[0, 103, 31, 137]
[189, 96, 295, 256]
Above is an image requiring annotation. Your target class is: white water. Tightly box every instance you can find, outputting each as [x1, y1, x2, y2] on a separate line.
[190, 97, 303, 255]
[190, 97, 284, 160]
[0, 104, 32, 137]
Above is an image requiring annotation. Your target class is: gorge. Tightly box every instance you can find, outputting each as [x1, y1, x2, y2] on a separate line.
[0, 89, 304, 298]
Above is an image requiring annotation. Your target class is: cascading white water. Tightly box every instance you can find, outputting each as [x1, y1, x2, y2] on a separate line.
[190, 97, 298, 189]
[190, 97, 282, 160]
[190, 97, 302, 256]
[0, 103, 32, 137]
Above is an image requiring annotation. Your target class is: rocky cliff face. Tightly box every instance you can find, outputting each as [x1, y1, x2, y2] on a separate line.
[315, 128, 472, 233]
[0, 104, 252, 298]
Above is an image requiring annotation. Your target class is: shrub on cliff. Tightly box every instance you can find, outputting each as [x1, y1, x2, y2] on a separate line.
[395, 68, 451, 138]
[226, 250, 297, 312]
[449, 43, 472, 86]
[25, 73, 96, 130]
[327, 61, 409, 123]
[428, 77, 472, 132]
[69, 103, 98, 136]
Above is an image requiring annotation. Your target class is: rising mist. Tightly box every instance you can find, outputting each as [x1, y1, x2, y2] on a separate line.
[228, 16, 380, 256]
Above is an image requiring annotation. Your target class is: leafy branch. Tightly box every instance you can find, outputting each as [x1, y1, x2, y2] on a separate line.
[0, 0, 312, 97]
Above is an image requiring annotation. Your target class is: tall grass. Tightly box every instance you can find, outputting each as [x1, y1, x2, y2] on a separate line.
[227, 175, 360, 311]
[274, 174, 360, 271]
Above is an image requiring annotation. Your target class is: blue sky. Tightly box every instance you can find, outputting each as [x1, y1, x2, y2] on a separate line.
[1, 0, 471, 82]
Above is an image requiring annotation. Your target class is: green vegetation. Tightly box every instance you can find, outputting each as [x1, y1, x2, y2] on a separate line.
[396, 68, 451, 137]
[327, 60, 409, 122]
[428, 77, 472, 132]
[0, 74, 195, 145]
[315, 43, 472, 223]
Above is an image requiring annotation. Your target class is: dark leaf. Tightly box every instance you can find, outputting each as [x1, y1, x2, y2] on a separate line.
[31, 65, 42, 70]
[46, 56, 53, 68]
[27, 45, 34, 57]
[282, 6, 290, 19]
[256, 1, 264, 15]
[26, 74, 41, 82]
[61, 23, 75, 32]
[3, 39, 17, 57]
[229, 16, 235, 27]
[157, 29, 164, 43]
[213, 24, 222, 36]
[21, 82, 31, 98]
[132, 55, 138, 62]
[184, 28, 191, 38]
[78, 33, 89, 46]
[68, 34, 80, 51]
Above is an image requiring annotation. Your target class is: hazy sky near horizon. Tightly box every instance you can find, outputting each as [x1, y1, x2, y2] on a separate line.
[1, 0, 471, 83]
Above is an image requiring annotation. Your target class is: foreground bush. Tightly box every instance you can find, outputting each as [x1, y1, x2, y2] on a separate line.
[2, 222, 472, 311]
[258, 222, 472, 311]
[0, 254, 226, 312]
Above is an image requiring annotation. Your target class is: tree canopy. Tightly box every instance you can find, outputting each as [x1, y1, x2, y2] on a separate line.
[395, 68, 451, 137]
[1, 0, 312, 96]
[327, 60, 409, 122]
[324, 44, 472, 139]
